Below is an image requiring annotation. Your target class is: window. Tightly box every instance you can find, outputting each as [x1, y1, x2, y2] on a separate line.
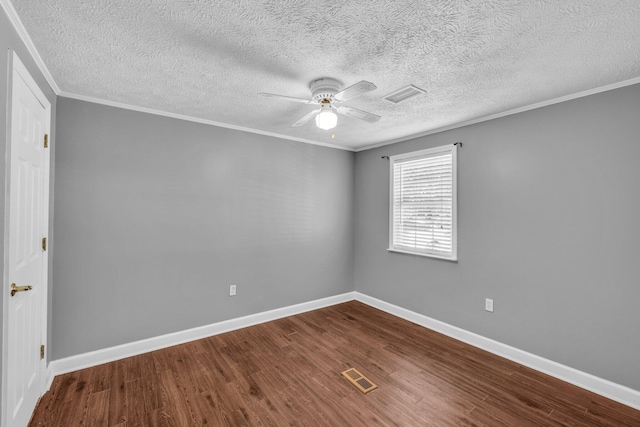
[389, 144, 457, 261]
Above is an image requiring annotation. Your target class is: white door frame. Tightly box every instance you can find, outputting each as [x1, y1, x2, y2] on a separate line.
[1, 51, 51, 427]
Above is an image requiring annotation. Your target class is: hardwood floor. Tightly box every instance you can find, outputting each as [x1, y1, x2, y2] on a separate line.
[30, 301, 640, 426]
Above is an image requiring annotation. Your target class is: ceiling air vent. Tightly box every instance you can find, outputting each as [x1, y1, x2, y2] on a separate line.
[382, 85, 426, 104]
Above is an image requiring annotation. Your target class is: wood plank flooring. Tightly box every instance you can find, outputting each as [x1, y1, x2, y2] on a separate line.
[30, 301, 640, 426]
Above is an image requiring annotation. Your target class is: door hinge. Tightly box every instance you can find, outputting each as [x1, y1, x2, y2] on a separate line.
[42, 237, 47, 251]
[40, 345, 45, 359]
[44, 134, 49, 148]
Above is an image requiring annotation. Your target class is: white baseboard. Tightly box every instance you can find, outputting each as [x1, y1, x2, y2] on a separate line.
[50, 292, 355, 376]
[44, 364, 54, 393]
[48, 290, 639, 411]
[354, 292, 640, 411]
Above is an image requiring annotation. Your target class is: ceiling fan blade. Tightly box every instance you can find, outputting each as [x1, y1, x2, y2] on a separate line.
[258, 93, 315, 104]
[334, 81, 377, 102]
[292, 109, 320, 127]
[336, 106, 380, 123]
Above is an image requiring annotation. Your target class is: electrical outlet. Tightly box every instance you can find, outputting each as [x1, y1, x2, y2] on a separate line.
[485, 298, 494, 313]
[230, 285, 236, 296]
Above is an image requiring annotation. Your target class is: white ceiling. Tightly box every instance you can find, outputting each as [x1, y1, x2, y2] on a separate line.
[9, 0, 640, 150]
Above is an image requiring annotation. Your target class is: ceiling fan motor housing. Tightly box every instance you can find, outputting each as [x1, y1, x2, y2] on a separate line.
[310, 78, 342, 103]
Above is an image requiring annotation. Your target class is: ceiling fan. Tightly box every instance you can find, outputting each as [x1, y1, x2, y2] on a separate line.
[259, 78, 380, 130]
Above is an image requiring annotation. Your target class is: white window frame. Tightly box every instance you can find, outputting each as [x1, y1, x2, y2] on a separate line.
[388, 144, 458, 261]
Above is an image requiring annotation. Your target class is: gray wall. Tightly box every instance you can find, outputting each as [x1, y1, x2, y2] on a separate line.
[52, 98, 354, 360]
[0, 5, 56, 415]
[5, 0, 639, 397]
[354, 84, 640, 391]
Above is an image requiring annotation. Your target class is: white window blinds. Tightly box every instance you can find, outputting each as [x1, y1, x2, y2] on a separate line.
[389, 144, 457, 260]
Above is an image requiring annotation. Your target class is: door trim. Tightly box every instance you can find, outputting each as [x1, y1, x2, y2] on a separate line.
[1, 50, 51, 427]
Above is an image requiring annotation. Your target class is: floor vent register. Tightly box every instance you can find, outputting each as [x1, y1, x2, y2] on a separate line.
[341, 368, 378, 394]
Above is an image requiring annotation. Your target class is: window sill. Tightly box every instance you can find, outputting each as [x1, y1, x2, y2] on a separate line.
[387, 248, 458, 262]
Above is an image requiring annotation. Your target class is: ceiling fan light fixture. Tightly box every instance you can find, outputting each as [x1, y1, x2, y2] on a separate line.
[260, 79, 378, 129]
[315, 103, 337, 130]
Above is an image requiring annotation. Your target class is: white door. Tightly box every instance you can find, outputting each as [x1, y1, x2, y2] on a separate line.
[3, 52, 50, 427]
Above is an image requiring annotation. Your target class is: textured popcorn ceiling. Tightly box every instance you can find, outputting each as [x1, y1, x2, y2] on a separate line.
[11, 0, 640, 150]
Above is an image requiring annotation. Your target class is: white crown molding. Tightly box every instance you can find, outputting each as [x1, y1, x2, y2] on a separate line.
[58, 92, 355, 152]
[355, 76, 640, 152]
[61, 74, 640, 154]
[3, 0, 639, 153]
[49, 292, 355, 376]
[354, 292, 640, 411]
[0, 0, 60, 94]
